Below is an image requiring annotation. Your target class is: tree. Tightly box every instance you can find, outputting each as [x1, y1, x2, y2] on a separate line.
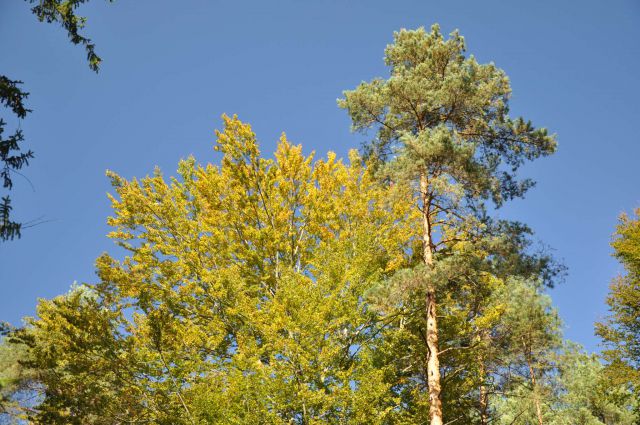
[494, 340, 638, 425]
[551, 343, 637, 425]
[4, 116, 416, 423]
[339, 25, 556, 424]
[489, 283, 638, 425]
[596, 209, 640, 407]
[1, 0, 111, 240]
[491, 279, 562, 425]
[1, 328, 28, 422]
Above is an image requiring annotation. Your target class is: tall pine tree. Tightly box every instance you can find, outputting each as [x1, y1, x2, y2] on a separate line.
[339, 25, 556, 425]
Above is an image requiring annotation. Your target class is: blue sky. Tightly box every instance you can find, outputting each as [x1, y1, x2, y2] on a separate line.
[1, 0, 638, 352]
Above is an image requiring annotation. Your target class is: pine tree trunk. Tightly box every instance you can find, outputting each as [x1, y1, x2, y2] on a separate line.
[478, 330, 491, 425]
[426, 290, 443, 425]
[526, 353, 544, 425]
[479, 362, 489, 425]
[421, 174, 443, 425]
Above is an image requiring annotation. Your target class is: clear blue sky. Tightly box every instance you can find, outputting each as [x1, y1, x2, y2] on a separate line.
[1, 0, 638, 353]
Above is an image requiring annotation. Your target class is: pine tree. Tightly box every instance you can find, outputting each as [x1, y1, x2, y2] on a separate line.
[552, 343, 638, 425]
[491, 279, 562, 425]
[339, 25, 556, 424]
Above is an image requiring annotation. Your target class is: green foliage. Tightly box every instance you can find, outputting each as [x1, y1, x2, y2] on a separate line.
[0, 324, 37, 423]
[0, 197, 22, 241]
[339, 24, 558, 424]
[490, 279, 562, 424]
[490, 287, 638, 425]
[552, 344, 637, 425]
[26, 0, 113, 72]
[339, 24, 556, 208]
[2, 23, 636, 425]
[0, 338, 24, 418]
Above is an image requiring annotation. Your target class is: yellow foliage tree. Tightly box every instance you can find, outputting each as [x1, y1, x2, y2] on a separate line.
[15, 116, 418, 424]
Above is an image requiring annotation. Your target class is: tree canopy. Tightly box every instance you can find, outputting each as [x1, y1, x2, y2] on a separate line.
[596, 209, 640, 412]
[0, 24, 637, 425]
[339, 24, 558, 425]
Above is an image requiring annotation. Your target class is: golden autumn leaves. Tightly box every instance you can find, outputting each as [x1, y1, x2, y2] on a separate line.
[16, 115, 422, 423]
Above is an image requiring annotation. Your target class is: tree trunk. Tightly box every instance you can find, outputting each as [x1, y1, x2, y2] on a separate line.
[421, 174, 443, 425]
[526, 354, 544, 425]
[479, 362, 489, 425]
[426, 289, 443, 425]
[478, 330, 491, 425]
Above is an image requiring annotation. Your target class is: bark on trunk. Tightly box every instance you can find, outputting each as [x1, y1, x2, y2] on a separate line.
[479, 363, 489, 425]
[426, 289, 443, 425]
[478, 330, 491, 425]
[421, 174, 443, 425]
[526, 355, 544, 425]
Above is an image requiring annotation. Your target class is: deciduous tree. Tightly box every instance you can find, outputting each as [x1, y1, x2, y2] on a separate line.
[596, 209, 640, 414]
[6, 116, 415, 424]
